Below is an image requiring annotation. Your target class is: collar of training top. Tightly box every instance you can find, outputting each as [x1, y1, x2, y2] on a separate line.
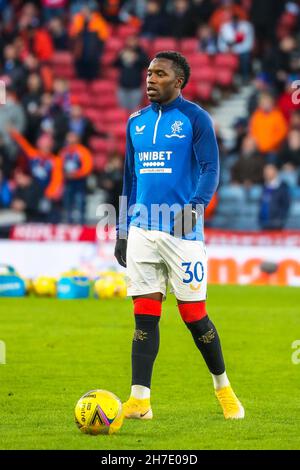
[151, 94, 183, 112]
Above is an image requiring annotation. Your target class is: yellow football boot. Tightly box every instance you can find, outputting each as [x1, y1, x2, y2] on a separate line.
[215, 385, 245, 419]
[123, 397, 153, 420]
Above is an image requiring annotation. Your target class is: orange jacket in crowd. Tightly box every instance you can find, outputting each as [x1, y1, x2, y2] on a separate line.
[10, 129, 63, 200]
[249, 108, 288, 154]
[69, 12, 110, 42]
[209, 5, 248, 32]
[60, 144, 93, 180]
[205, 192, 218, 221]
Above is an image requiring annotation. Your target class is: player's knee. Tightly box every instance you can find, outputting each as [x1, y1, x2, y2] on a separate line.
[178, 301, 207, 323]
[133, 297, 162, 326]
[185, 315, 210, 337]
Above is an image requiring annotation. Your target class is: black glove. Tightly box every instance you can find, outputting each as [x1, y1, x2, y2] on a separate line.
[172, 206, 199, 238]
[114, 236, 127, 267]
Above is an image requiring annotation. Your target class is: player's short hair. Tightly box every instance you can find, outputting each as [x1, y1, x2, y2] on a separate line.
[154, 51, 190, 89]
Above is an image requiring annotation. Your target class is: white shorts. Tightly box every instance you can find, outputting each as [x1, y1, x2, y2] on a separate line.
[126, 226, 207, 301]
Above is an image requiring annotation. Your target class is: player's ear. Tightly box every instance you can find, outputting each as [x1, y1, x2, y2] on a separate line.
[175, 76, 184, 89]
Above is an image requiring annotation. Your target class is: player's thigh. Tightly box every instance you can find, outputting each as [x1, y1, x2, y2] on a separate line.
[127, 227, 168, 297]
[158, 235, 207, 301]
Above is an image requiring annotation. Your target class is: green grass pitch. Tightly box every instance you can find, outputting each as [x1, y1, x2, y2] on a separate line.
[0, 285, 299, 450]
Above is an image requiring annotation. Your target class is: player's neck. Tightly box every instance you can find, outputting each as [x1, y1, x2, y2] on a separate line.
[154, 93, 182, 108]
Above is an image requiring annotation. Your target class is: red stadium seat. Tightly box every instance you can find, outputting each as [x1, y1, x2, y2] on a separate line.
[69, 80, 87, 94]
[101, 67, 120, 81]
[74, 92, 92, 107]
[52, 65, 75, 80]
[138, 37, 152, 55]
[52, 51, 73, 65]
[84, 108, 102, 122]
[92, 94, 119, 109]
[151, 37, 178, 55]
[179, 38, 199, 55]
[89, 137, 115, 154]
[91, 80, 117, 95]
[101, 50, 118, 67]
[116, 24, 140, 39]
[187, 53, 211, 69]
[195, 82, 213, 102]
[215, 68, 234, 88]
[93, 153, 108, 171]
[116, 140, 126, 155]
[106, 122, 127, 140]
[190, 66, 216, 84]
[105, 37, 124, 53]
[214, 53, 239, 72]
[182, 81, 197, 100]
[103, 108, 128, 125]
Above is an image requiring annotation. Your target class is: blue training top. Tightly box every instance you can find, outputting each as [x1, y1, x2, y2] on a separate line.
[118, 94, 219, 241]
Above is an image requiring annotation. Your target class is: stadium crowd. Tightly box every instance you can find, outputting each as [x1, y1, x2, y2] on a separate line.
[0, 0, 300, 230]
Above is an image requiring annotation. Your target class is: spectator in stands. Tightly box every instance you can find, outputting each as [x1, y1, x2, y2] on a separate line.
[52, 78, 70, 114]
[0, 87, 26, 159]
[60, 131, 93, 224]
[0, 137, 12, 178]
[9, 128, 63, 204]
[278, 75, 300, 123]
[119, 0, 148, 24]
[101, 0, 124, 24]
[168, 0, 198, 38]
[290, 109, 300, 131]
[209, 0, 247, 34]
[204, 191, 218, 226]
[67, 102, 100, 146]
[250, 0, 283, 47]
[218, 13, 254, 82]
[114, 35, 149, 111]
[0, 168, 11, 209]
[192, 0, 215, 25]
[69, 3, 110, 80]
[100, 152, 124, 215]
[247, 72, 273, 116]
[228, 116, 248, 155]
[10, 167, 44, 222]
[36, 91, 68, 152]
[258, 163, 291, 230]
[196, 24, 217, 55]
[22, 73, 43, 143]
[41, 0, 68, 23]
[22, 53, 53, 92]
[18, 18, 54, 63]
[278, 129, 300, 178]
[250, 92, 288, 157]
[231, 135, 264, 186]
[48, 17, 69, 50]
[140, 0, 169, 38]
[262, 35, 300, 95]
[1, 44, 27, 92]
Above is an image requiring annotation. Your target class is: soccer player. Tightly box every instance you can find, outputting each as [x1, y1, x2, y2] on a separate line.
[114, 51, 244, 420]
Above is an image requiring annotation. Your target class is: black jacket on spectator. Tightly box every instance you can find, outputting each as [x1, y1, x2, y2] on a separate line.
[278, 144, 300, 169]
[259, 181, 291, 230]
[140, 11, 170, 38]
[168, 8, 198, 38]
[114, 47, 149, 89]
[13, 180, 44, 222]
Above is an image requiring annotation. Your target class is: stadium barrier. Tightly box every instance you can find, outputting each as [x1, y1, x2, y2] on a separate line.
[1, 225, 300, 287]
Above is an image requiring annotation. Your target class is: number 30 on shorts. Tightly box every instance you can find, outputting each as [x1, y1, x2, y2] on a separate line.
[181, 262, 204, 284]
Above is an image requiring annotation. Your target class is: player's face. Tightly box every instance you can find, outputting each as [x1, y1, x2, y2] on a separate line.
[146, 58, 183, 104]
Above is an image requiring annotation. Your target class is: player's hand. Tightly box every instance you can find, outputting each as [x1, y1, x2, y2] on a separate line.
[114, 237, 127, 267]
[172, 206, 198, 238]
